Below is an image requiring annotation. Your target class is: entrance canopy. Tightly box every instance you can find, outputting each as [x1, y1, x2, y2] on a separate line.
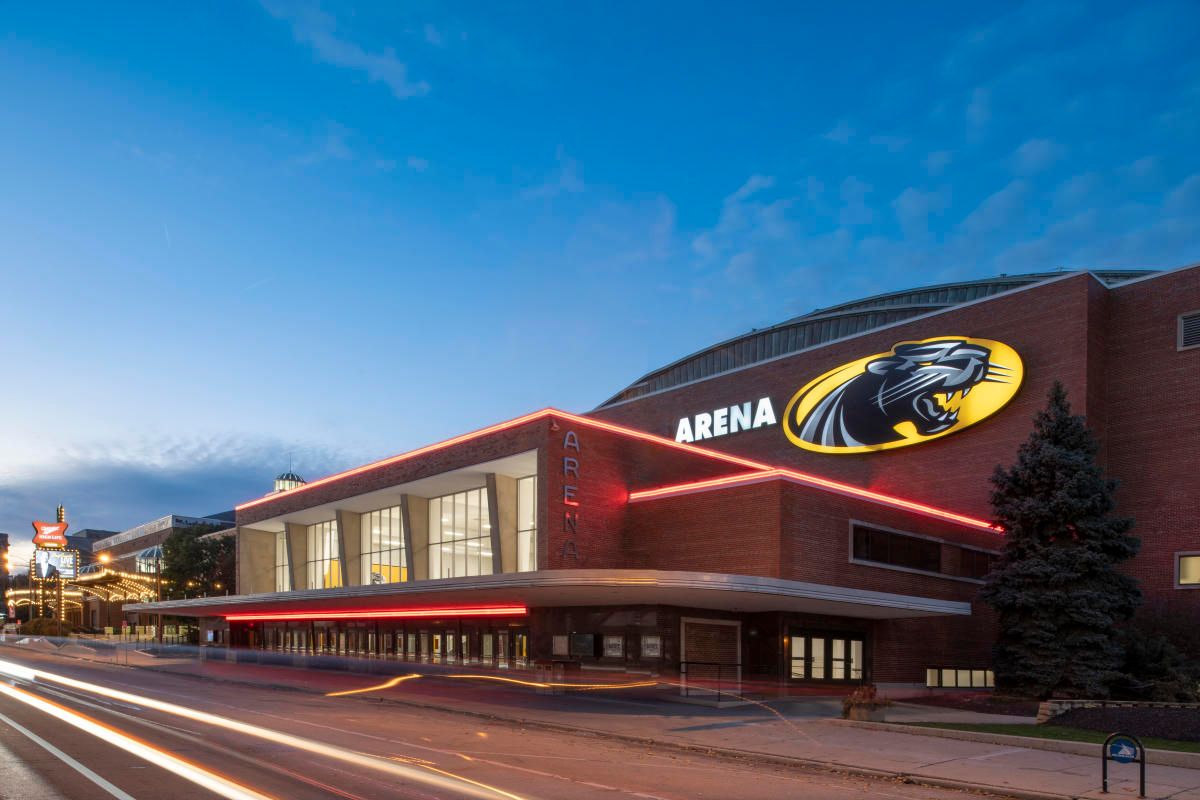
[126, 569, 970, 621]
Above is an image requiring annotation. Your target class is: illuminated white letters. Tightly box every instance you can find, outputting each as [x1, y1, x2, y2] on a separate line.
[674, 397, 777, 443]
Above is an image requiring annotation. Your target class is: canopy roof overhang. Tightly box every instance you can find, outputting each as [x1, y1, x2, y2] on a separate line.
[125, 569, 970, 621]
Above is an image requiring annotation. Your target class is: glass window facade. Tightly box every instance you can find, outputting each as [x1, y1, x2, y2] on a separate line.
[274, 531, 290, 592]
[927, 667, 994, 688]
[361, 506, 407, 585]
[853, 526, 941, 573]
[517, 475, 537, 572]
[1179, 555, 1200, 586]
[306, 520, 342, 589]
[959, 547, 995, 580]
[428, 487, 493, 579]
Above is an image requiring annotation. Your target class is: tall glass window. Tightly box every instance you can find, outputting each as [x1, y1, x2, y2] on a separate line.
[306, 520, 342, 589]
[274, 531, 290, 592]
[517, 475, 537, 572]
[361, 506, 407, 585]
[428, 487, 492, 579]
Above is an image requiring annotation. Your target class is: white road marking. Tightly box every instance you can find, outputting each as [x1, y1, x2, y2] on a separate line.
[0, 708, 139, 800]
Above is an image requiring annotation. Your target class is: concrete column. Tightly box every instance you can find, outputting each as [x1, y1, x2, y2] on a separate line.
[237, 527, 277, 595]
[285, 522, 307, 590]
[399, 495, 416, 580]
[404, 495, 429, 581]
[337, 509, 361, 586]
[489, 474, 517, 574]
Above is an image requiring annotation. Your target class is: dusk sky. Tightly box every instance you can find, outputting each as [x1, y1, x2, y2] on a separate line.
[2, 2, 1198, 567]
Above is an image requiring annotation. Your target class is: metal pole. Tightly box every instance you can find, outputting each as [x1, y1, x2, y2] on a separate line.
[156, 552, 162, 644]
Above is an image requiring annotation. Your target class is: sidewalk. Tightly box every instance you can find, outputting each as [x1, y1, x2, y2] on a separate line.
[136, 656, 1200, 800]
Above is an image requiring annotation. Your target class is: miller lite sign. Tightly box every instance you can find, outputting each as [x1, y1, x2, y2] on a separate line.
[32, 520, 69, 548]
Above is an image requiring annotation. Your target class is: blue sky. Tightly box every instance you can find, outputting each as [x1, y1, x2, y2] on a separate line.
[2, 1, 1198, 564]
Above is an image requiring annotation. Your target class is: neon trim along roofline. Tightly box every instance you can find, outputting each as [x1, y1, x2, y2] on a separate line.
[236, 407, 997, 532]
[628, 470, 998, 532]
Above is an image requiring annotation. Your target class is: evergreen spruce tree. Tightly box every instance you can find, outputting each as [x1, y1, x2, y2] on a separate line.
[981, 382, 1140, 699]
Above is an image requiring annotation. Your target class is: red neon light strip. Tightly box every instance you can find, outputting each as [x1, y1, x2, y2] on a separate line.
[236, 408, 766, 511]
[629, 469, 999, 533]
[224, 605, 528, 622]
[235, 405, 993, 532]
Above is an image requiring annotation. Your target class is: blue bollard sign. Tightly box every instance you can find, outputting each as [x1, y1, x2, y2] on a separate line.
[1109, 736, 1139, 764]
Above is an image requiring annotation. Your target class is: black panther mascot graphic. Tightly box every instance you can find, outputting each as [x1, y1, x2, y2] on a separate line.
[794, 339, 1009, 448]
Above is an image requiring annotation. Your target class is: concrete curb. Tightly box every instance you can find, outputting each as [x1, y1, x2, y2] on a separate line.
[836, 719, 1200, 769]
[127, 663, 1092, 800]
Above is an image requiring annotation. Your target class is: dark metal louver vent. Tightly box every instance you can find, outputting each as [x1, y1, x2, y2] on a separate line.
[1181, 311, 1200, 350]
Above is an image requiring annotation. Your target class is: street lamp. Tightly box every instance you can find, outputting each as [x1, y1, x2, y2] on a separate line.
[97, 553, 111, 631]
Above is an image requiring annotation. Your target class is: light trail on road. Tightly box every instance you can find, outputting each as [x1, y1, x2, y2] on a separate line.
[325, 673, 421, 697]
[0, 657, 530, 800]
[0, 682, 273, 800]
[324, 672, 660, 698]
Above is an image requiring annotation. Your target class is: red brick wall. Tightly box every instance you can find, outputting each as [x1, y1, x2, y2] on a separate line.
[544, 421, 742, 570]
[591, 274, 1099, 520]
[1103, 268, 1200, 610]
[623, 481, 783, 575]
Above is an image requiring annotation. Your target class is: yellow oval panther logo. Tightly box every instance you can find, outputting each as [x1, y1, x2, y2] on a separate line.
[783, 336, 1023, 454]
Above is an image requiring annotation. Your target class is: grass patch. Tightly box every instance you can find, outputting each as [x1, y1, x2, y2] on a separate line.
[906, 723, 1200, 754]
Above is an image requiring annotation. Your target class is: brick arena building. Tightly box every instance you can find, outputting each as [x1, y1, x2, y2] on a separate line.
[131, 265, 1200, 691]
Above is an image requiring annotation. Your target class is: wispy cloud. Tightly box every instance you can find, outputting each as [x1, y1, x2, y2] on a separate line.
[406, 156, 430, 172]
[966, 87, 991, 131]
[822, 120, 855, 144]
[423, 23, 444, 47]
[262, 1, 430, 99]
[923, 150, 953, 176]
[296, 121, 353, 165]
[0, 435, 349, 571]
[1011, 137, 1065, 175]
[869, 134, 909, 153]
[521, 146, 584, 199]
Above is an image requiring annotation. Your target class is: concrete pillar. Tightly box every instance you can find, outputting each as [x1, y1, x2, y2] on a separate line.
[489, 474, 517, 574]
[404, 495, 429, 581]
[237, 527, 277, 595]
[337, 509, 361, 587]
[285, 523, 307, 590]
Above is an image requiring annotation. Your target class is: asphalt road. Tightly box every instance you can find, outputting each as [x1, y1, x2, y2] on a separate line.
[0, 648, 1008, 800]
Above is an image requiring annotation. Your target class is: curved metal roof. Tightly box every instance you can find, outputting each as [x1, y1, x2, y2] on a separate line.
[598, 270, 1155, 407]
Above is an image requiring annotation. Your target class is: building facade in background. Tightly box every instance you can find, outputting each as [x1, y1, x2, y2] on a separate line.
[130, 266, 1200, 690]
[76, 513, 233, 630]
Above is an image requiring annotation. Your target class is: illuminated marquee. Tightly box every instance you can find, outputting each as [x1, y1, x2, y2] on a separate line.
[783, 336, 1023, 454]
[32, 520, 69, 548]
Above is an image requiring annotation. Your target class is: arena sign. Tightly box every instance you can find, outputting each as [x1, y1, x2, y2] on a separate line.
[675, 397, 777, 443]
[783, 336, 1023, 454]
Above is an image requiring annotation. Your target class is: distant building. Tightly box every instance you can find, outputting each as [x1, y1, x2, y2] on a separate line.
[77, 514, 233, 629]
[273, 471, 306, 494]
[66, 529, 118, 559]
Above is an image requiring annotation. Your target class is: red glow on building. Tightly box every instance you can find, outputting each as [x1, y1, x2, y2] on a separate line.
[224, 605, 528, 622]
[628, 469, 1000, 533]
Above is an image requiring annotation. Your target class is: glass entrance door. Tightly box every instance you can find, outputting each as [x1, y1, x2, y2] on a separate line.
[789, 632, 865, 682]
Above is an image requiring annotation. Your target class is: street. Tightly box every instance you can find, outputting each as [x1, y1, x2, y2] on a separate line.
[0, 648, 1008, 800]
